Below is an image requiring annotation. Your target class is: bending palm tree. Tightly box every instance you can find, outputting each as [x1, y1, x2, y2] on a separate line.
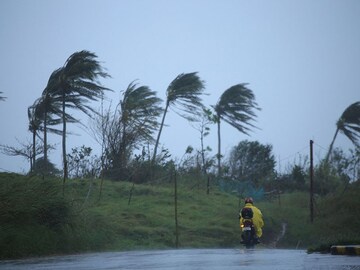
[109, 81, 163, 173]
[120, 81, 163, 163]
[33, 90, 77, 169]
[53, 50, 110, 181]
[152, 72, 205, 164]
[325, 101, 360, 163]
[37, 92, 62, 167]
[213, 84, 260, 176]
[28, 105, 41, 172]
[40, 68, 78, 166]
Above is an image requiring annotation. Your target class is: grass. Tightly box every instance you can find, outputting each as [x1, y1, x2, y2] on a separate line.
[0, 172, 359, 259]
[90, 180, 242, 250]
[306, 182, 360, 252]
[258, 192, 312, 248]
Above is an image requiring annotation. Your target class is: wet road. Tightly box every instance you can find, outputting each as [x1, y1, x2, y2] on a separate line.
[0, 248, 359, 270]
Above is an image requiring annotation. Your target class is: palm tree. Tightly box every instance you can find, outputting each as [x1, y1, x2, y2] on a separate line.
[213, 84, 260, 176]
[28, 105, 42, 171]
[33, 91, 77, 169]
[29, 96, 59, 173]
[325, 101, 360, 163]
[37, 92, 61, 167]
[120, 81, 163, 167]
[100, 81, 164, 181]
[152, 72, 205, 164]
[0, 92, 6, 101]
[29, 83, 77, 175]
[39, 69, 78, 166]
[52, 50, 110, 181]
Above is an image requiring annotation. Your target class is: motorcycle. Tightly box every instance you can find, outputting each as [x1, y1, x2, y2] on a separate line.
[240, 219, 258, 249]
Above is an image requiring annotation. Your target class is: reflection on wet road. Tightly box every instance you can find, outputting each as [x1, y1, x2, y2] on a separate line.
[0, 248, 359, 269]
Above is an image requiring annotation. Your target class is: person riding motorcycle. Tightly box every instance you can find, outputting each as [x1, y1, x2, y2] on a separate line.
[239, 197, 264, 243]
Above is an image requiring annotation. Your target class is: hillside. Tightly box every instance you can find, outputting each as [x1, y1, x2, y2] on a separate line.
[0, 172, 359, 259]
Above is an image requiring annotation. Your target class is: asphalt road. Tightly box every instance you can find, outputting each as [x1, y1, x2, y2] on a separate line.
[1, 248, 359, 270]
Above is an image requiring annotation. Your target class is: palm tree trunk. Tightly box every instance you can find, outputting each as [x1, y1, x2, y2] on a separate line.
[62, 94, 68, 185]
[325, 128, 339, 164]
[200, 127, 206, 174]
[32, 130, 36, 173]
[152, 102, 169, 164]
[217, 118, 221, 177]
[43, 110, 48, 172]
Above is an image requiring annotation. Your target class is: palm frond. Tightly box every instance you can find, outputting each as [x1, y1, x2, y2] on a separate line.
[27, 106, 42, 132]
[67, 94, 96, 117]
[45, 68, 63, 95]
[337, 101, 360, 147]
[166, 72, 205, 121]
[122, 81, 162, 120]
[64, 50, 110, 82]
[121, 81, 163, 141]
[215, 84, 260, 135]
[0, 91, 6, 101]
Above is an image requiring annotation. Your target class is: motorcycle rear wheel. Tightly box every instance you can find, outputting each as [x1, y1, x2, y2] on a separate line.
[242, 231, 255, 249]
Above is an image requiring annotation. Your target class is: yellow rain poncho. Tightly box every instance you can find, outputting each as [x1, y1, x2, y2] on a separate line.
[240, 203, 264, 238]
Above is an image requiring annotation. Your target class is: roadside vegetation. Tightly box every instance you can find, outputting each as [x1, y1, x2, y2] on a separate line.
[1, 172, 359, 259]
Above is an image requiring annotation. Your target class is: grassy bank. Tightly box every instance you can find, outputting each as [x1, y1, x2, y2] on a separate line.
[0, 173, 245, 258]
[258, 186, 360, 252]
[0, 172, 359, 259]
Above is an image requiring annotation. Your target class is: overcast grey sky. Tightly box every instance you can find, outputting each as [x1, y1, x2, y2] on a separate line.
[0, 0, 359, 174]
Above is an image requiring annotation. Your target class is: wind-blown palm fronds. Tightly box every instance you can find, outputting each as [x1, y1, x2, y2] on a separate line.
[121, 81, 163, 142]
[213, 84, 260, 176]
[51, 50, 111, 181]
[152, 72, 205, 163]
[325, 101, 360, 163]
[117, 81, 163, 168]
[33, 86, 77, 166]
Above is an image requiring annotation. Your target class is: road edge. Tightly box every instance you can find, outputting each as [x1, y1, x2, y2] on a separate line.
[330, 245, 360, 256]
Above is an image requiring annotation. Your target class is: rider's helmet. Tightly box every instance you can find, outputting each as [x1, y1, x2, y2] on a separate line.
[244, 197, 254, 204]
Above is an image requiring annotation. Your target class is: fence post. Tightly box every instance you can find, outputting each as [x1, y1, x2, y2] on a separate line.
[207, 175, 210, 195]
[310, 140, 314, 223]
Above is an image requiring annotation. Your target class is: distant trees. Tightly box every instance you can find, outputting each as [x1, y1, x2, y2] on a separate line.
[227, 140, 275, 185]
[33, 157, 61, 176]
[213, 84, 260, 176]
[3, 47, 360, 201]
[0, 140, 44, 172]
[291, 165, 307, 190]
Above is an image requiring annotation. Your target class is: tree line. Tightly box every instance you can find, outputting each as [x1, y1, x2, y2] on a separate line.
[1, 51, 260, 180]
[1, 50, 359, 195]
